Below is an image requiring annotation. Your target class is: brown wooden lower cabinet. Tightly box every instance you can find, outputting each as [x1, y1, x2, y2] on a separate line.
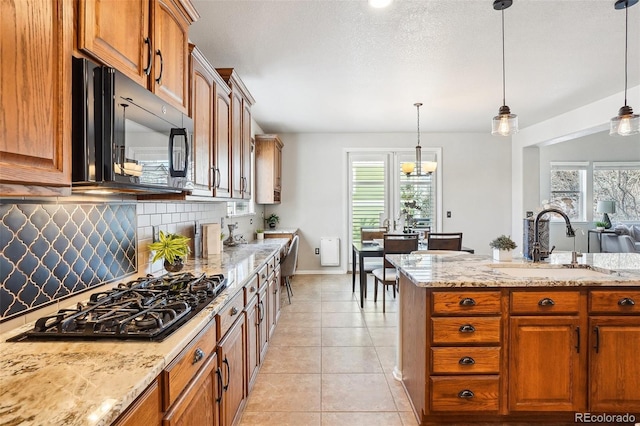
[218, 314, 247, 426]
[398, 274, 640, 425]
[113, 379, 162, 426]
[163, 352, 220, 426]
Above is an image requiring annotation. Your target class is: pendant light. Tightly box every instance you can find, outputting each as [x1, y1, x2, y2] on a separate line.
[402, 103, 437, 176]
[610, 0, 639, 136]
[491, 0, 518, 136]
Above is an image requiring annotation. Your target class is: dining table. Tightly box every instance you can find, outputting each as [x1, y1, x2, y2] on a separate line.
[351, 240, 475, 308]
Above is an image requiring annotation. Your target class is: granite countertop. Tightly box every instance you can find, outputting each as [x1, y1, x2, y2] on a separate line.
[0, 239, 287, 426]
[388, 252, 640, 288]
[263, 228, 298, 234]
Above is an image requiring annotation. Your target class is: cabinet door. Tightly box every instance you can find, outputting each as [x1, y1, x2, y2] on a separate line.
[213, 82, 232, 198]
[275, 141, 282, 192]
[589, 317, 640, 412]
[245, 296, 260, 393]
[218, 316, 246, 426]
[241, 103, 253, 199]
[268, 268, 281, 338]
[189, 47, 214, 195]
[163, 352, 219, 426]
[258, 285, 269, 360]
[229, 90, 244, 199]
[114, 380, 162, 426]
[509, 316, 585, 412]
[152, 0, 190, 112]
[1, 0, 72, 190]
[77, 0, 150, 87]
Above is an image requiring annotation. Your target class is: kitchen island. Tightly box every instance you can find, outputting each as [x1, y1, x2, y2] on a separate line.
[0, 239, 287, 426]
[389, 251, 640, 425]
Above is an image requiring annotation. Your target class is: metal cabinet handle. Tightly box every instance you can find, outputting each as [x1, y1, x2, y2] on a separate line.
[458, 390, 474, 399]
[230, 307, 238, 316]
[250, 286, 256, 293]
[575, 326, 580, 353]
[155, 49, 164, 84]
[538, 297, 555, 306]
[215, 367, 223, 403]
[261, 273, 267, 279]
[459, 298, 476, 306]
[618, 297, 635, 306]
[143, 37, 152, 75]
[258, 300, 264, 323]
[211, 166, 217, 188]
[458, 356, 475, 365]
[459, 324, 476, 333]
[192, 348, 205, 364]
[223, 357, 230, 390]
[593, 326, 600, 354]
[215, 168, 221, 188]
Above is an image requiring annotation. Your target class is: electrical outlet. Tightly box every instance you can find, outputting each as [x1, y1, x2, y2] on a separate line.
[315, 248, 320, 255]
[447, 211, 452, 218]
[250, 218, 253, 224]
[152, 225, 160, 242]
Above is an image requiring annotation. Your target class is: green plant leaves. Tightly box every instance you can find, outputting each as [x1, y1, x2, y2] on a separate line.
[149, 231, 191, 263]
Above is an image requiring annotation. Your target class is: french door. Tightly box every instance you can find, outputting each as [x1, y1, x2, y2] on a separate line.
[347, 149, 441, 268]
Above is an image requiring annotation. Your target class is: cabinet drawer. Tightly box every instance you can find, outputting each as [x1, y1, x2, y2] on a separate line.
[431, 347, 501, 374]
[217, 291, 245, 339]
[590, 290, 640, 314]
[511, 291, 580, 314]
[267, 255, 276, 275]
[430, 376, 499, 412]
[257, 264, 269, 286]
[244, 274, 259, 305]
[432, 291, 501, 315]
[431, 317, 501, 344]
[162, 323, 217, 409]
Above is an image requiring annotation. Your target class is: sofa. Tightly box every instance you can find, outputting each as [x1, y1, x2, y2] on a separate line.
[600, 224, 640, 253]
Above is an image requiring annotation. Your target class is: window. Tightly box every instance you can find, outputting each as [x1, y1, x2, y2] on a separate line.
[593, 162, 640, 221]
[549, 162, 587, 221]
[347, 149, 440, 247]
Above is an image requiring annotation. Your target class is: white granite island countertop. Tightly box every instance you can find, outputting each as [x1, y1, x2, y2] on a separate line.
[387, 252, 640, 288]
[0, 239, 287, 426]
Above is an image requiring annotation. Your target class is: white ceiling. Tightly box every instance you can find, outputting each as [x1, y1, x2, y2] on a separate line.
[189, 0, 640, 134]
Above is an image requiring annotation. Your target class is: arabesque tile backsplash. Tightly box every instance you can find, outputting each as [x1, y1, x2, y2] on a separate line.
[0, 199, 253, 328]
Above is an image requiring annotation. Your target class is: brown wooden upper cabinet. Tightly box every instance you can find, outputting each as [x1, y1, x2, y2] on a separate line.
[0, 0, 73, 196]
[77, 0, 199, 113]
[189, 45, 231, 198]
[217, 69, 255, 200]
[255, 135, 284, 204]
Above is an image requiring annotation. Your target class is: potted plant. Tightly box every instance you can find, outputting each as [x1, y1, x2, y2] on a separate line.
[266, 213, 279, 229]
[595, 221, 607, 231]
[256, 229, 264, 240]
[149, 231, 190, 272]
[489, 234, 517, 262]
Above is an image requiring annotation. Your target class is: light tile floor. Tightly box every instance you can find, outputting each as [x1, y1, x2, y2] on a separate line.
[239, 274, 419, 426]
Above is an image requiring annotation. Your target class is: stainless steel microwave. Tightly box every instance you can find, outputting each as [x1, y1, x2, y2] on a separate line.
[72, 57, 193, 194]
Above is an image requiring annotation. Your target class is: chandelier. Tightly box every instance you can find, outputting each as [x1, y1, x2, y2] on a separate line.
[402, 103, 437, 176]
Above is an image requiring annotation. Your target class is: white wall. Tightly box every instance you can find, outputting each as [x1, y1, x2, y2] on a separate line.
[267, 132, 512, 273]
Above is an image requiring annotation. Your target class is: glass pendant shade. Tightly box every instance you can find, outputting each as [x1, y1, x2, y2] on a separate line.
[610, 106, 640, 136]
[422, 161, 437, 174]
[492, 106, 518, 136]
[401, 162, 415, 175]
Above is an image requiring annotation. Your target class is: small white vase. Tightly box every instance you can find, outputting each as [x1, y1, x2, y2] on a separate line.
[256, 232, 264, 240]
[493, 248, 512, 262]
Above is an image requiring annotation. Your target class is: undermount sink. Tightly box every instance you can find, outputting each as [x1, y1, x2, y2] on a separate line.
[490, 263, 615, 279]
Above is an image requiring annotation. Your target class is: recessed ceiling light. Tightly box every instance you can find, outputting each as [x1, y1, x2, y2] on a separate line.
[368, 0, 392, 9]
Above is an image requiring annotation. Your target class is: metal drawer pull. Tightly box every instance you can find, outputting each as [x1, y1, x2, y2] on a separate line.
[618, 297, 635, 306]
[538, 297, 555, 306]
[458, 356, 475, 365]
[192, 348, 205, 364]
[230, 307, 238, 316]
[250, 286, 256, 293]
[459, 298, 476, 306]
[459, 324, 475, 333]
[458, 390, 474, 399]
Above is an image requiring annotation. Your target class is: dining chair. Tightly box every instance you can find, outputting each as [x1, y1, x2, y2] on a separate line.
[372, 233, 418, 312]
[427, 232, 463, 251]
[281, 235, 299, 303]
[356, 227, 388, 295]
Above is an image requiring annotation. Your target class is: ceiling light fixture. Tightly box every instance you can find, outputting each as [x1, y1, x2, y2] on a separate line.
[491, 0, 518, 137]
[610, 0, 639, 136]
[402, 103, 437, 176]
[368, 0, 393, 8]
